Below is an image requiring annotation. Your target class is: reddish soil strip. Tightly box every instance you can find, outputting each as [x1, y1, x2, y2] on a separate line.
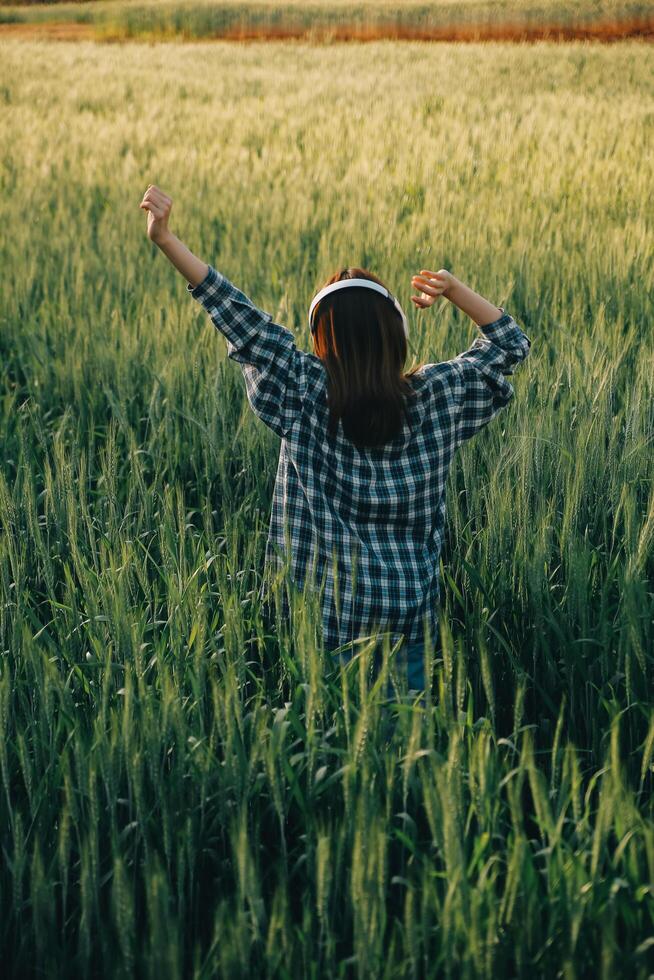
[0, 17, 652, 43]
[214, 18, 654, 42]
[0, 21, 94, 40]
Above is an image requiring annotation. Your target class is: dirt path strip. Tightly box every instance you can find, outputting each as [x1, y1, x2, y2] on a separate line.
[0, 17, 652, 43]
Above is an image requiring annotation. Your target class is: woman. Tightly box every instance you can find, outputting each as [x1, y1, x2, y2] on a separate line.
[140, 184, 531, 697]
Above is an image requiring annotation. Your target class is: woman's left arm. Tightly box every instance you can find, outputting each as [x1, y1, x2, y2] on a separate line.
[139, 185, 311, 439]
[157, 231, 209, 289]
[140, 184, 209, 286]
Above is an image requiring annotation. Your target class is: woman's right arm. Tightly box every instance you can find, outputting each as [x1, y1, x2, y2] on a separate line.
[411, 269, 531, 446]
[442, 274, 505, 327]
[411, 269, 503, 326]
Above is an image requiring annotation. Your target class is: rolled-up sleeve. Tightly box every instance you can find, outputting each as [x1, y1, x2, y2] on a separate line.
[187, 265, 309, 439]
[447, 307, 532, 447]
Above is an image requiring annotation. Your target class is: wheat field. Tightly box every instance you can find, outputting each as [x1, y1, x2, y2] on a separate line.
[0, 34, 653, 979]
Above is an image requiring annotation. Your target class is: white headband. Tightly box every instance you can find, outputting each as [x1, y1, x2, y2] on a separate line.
[308, 278, 409, 339]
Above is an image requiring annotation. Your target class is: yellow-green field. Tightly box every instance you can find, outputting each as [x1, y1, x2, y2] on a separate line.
[1, 35, 653, 979]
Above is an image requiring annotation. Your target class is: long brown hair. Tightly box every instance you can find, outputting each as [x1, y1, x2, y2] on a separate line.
[311, 267, 423, 449]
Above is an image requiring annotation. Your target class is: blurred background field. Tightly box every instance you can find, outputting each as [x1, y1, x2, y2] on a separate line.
[0, 0, 652, 41]
[1, 33, 653, 980]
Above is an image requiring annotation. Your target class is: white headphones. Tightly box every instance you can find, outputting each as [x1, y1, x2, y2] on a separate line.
[308, 278, 409, 339]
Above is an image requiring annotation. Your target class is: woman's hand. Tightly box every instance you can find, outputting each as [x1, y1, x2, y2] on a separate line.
[139, 184, 173, 244]
[410, 268, 456, 309]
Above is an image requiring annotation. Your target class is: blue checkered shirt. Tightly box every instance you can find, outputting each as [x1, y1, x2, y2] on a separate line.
[188, 265, 531, 655]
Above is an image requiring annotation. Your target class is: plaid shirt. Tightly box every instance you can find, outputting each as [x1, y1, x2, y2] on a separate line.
[188, 265, 531, 656]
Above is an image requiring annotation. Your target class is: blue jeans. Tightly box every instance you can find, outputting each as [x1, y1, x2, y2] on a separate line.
[383, 639, 432, 695]
[331, 637, 437, 699]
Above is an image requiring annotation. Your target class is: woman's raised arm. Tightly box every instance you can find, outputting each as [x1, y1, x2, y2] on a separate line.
[139, 184, 209, 288]
[139, 183, 314, 440]
[411, 268, 505, 327]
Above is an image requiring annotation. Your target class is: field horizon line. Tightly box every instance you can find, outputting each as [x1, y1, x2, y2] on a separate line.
[1, 15, 653, 44]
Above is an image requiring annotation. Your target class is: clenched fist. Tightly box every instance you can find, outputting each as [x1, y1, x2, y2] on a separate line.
[139, 184, 173, 244]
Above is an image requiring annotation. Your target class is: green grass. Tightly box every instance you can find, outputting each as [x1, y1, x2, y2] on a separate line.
[0, 36, 653, 979]
[0, 0, 652, 37]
